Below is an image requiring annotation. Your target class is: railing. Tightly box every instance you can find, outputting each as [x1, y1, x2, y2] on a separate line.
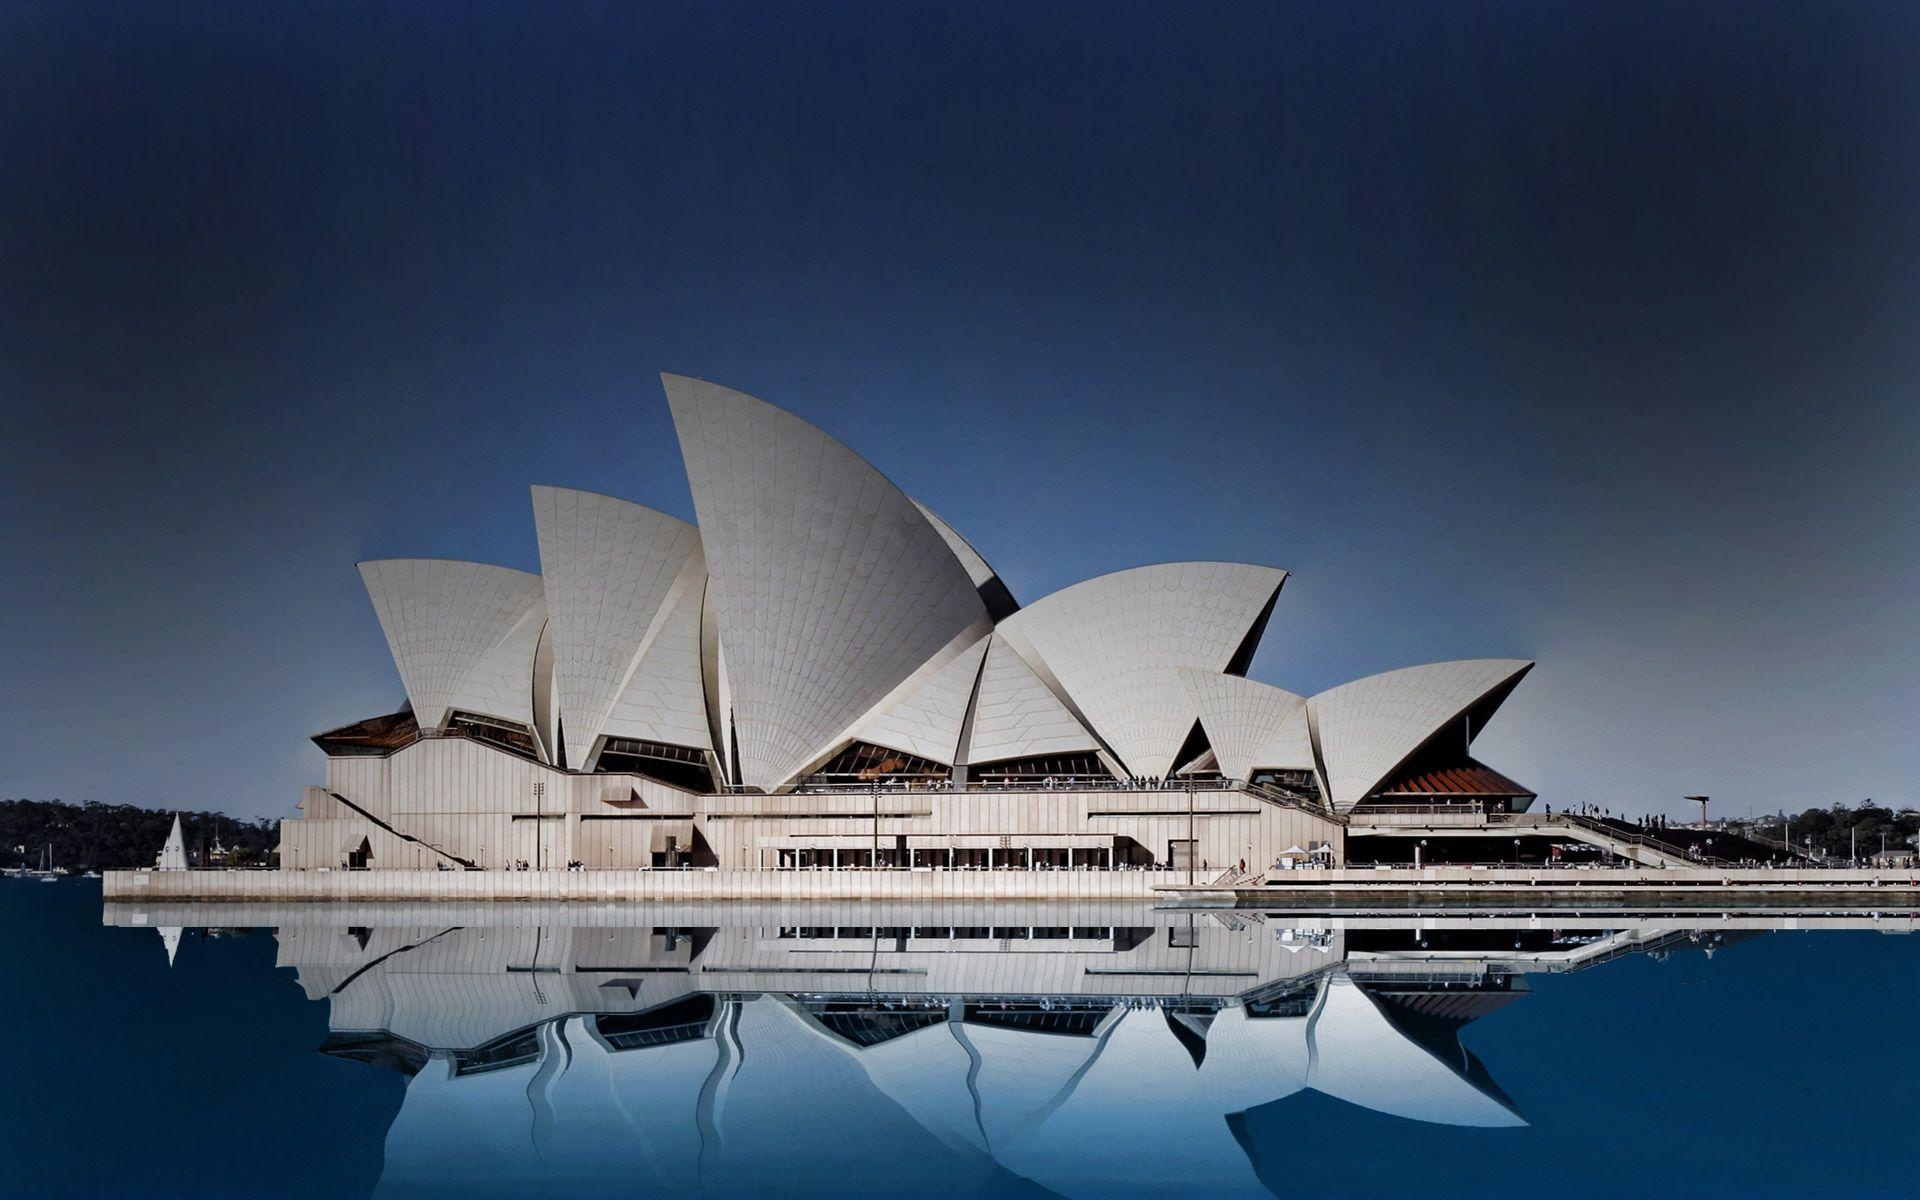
[718, 777, 1246, 796]
[1243, 781, 1341, 820]
[1724, 824, 1821, 862]
[325, 791, 478, 871]
[1554, 812, 1734, 866]
[1351, 801, 1498, 816]
[1208, 867, 1263, 887]
[1345, 805, 1734, 866]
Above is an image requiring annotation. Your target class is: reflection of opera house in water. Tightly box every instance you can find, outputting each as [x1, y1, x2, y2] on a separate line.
[192, 904, 1742, 1198]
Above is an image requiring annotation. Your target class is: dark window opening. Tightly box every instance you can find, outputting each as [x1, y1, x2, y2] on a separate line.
[318, 1031, 430, 1077]
[1249, 768, 1323, 804]
[446, 711, 542, 761]
[312, 707, 420, 757]
[977, 576, 1020, 622]
[808, 1003, 948, 1047]
[967, 752, 1112, 785]
[595, 996, 715, 1050]
[451, 1027, 542, 1077]
[596, 738, 715, 792]
[805, 741, 949, 786]
[965, 1004, 1110, 1038]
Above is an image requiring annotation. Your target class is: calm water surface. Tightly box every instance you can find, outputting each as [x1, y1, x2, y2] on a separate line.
[4, 880, 1918, 1199]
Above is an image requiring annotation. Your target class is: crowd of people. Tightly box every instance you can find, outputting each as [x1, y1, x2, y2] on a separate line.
[792, 774, 1223, 794]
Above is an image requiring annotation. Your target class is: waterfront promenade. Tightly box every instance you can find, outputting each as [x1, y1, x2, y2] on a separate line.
[102, 863, 1920, 906]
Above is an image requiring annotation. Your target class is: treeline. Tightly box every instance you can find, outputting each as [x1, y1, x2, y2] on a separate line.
[1739, 802, 1920, 862]
[0, 799, 278, 872]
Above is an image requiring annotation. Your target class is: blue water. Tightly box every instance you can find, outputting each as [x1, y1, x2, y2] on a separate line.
[4, 880, 1916, 1199]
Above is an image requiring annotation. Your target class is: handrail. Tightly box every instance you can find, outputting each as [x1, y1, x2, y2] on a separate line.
[1726, 824, 1819, 862]
[1242, 781, 1345, 823]
[717, 779, 1247, 796]
[1554, 812, 1735, 866]
[1348, 805, 1734, 867]
[326, 792, 478, 871]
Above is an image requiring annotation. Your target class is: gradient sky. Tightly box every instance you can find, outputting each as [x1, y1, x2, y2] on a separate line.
[4, 2, 1916, 821]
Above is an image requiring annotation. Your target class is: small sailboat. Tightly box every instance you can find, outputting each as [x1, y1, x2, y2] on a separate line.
[34, 843, 59, 882]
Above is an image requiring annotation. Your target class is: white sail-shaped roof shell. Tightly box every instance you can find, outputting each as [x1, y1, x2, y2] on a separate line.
[853, 626, 992, 765]
[713, 998, 1007, 1194]
[1196, 1005, 1310, 1113]
[999, 1008, 1271, 1200]
[1307, 975, 1525, 1127]
[531, 486, 707, 766]
[912, 501, 998, 591]
[995, 563, 1287, 778]
[956, 1018, 1108, 1151]
[664, 374, 989, 790]
[357, 559, 547, 731]
[1262, 702, 1315, 773]
[855, 1023, 987, 1156]
[1309, 658, 1533, 811]
[441, 593, 547, 728]
[964, 634, 1102, 764]
[1179, 670, 1311, 782]
[599, 560, 712, 755]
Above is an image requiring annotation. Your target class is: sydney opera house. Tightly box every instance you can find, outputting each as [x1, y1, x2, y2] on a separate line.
[278, 375, 1540, 876]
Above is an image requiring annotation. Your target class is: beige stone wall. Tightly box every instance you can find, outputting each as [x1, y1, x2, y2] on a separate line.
[289, 737, 1346, 874]
[106, 864, 1920, 904]
[107, 867, 1168, 901]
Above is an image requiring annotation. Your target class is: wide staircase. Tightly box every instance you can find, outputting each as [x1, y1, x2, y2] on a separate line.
[1565, 814, 1800, 866]
[1244, 780, 1345, 820]
[1346, 806, 1699, 868]
[1550, 813, 1703, 868]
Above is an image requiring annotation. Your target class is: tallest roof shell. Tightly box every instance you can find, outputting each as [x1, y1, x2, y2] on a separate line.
[662, 374, 990, 789]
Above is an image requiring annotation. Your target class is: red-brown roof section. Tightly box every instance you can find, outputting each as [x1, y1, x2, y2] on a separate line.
[1377, 758, 1535, 799]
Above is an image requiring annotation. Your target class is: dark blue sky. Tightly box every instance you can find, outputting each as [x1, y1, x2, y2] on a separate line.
[4, 2, 1916, 819]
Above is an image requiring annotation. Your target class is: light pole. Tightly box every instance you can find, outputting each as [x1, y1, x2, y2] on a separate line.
[532, 781, 546, 871]
[1187, 779, 1196, 885]
[1686, 795, 1709, 829]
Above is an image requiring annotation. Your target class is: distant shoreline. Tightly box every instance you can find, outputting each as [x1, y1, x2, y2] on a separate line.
[0, 799, 277, 873]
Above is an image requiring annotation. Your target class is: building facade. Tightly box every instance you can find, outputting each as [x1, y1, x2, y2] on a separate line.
[279, 375, 1536, 874]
